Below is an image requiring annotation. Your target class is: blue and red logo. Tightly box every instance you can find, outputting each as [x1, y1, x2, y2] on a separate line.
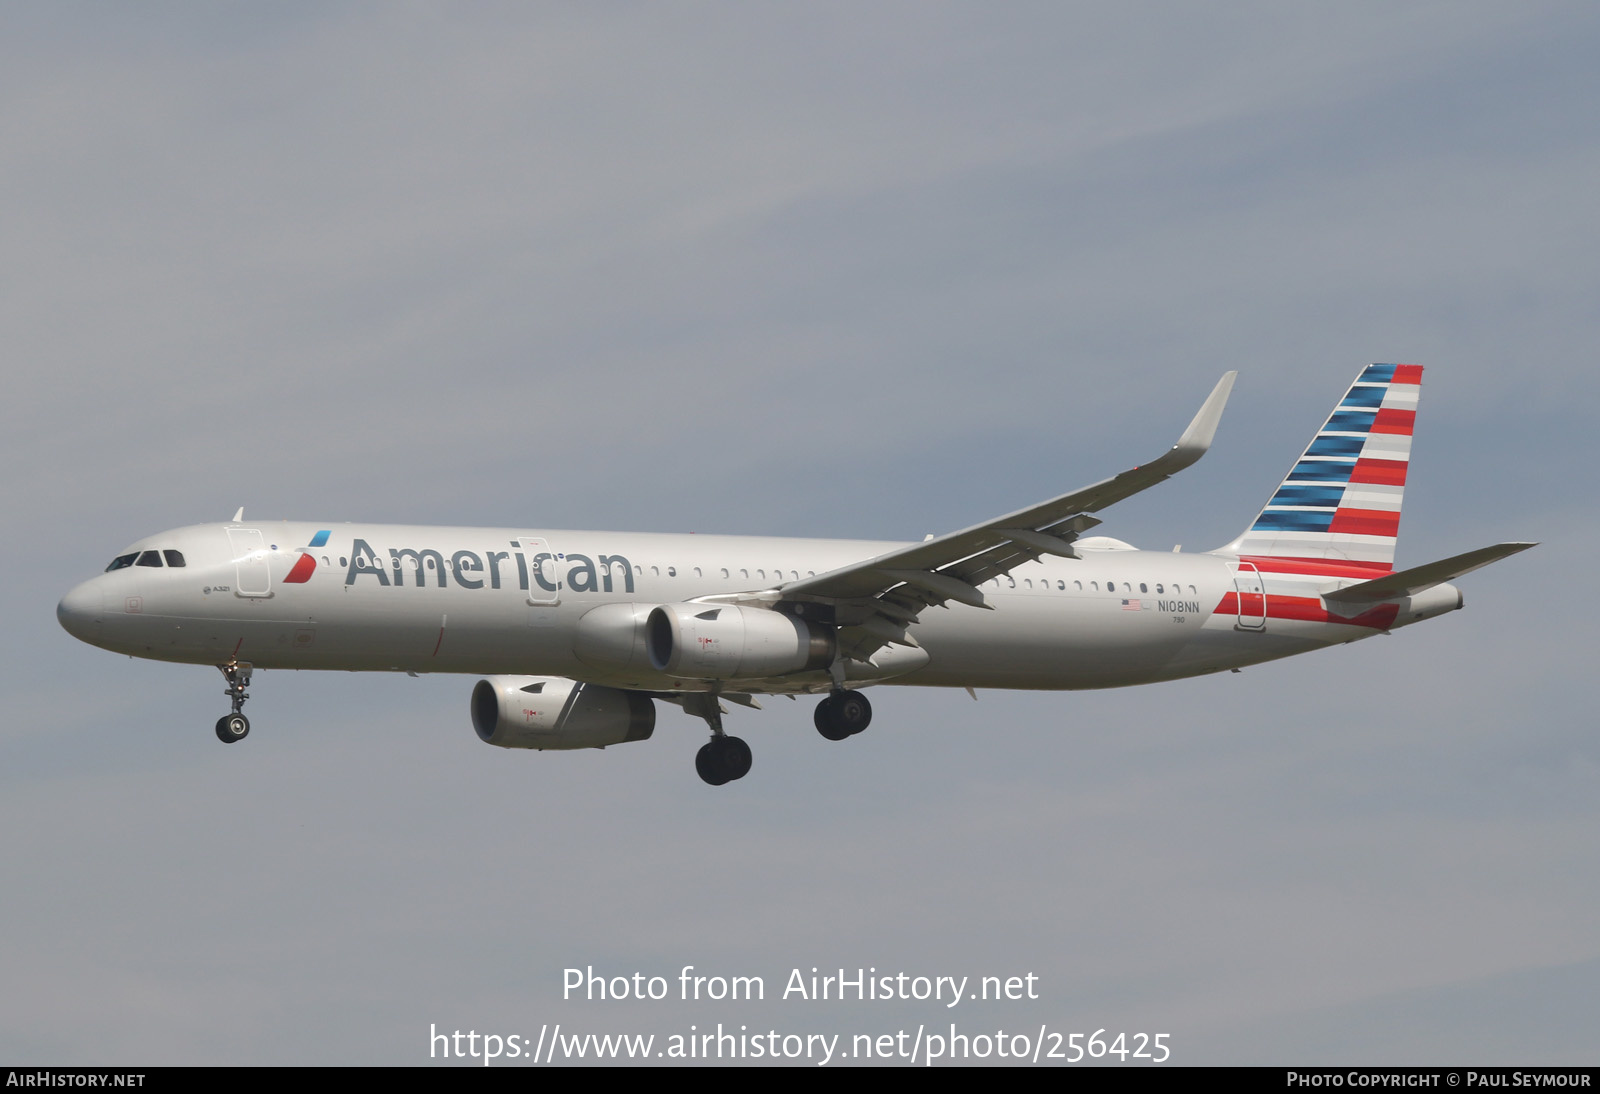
[284, 530, 331, 584]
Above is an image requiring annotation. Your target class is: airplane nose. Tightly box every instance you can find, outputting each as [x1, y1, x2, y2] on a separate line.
[57, 581, 104, 643]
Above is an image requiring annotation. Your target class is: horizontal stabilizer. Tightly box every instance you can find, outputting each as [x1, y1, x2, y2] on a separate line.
[1323, 542, 1536, 606]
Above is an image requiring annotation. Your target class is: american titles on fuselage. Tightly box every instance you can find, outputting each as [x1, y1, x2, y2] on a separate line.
[343, 538, 635, 594]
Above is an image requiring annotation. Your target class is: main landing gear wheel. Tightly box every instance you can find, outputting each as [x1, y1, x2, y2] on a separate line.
[215, 714, 250, 743]
[695, 735, 753, 786]
[814, 689, 872, 741]
[684, 692, 752, 786]
[814, 701, 851, 741]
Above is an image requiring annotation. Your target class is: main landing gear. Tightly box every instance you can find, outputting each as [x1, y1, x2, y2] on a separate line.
[696, 735, 753, 786]
[683, 685, 872, 785]
[814, 689, 872, 741]
[684, 693, 752, 786]
[214, 662, 252, 744]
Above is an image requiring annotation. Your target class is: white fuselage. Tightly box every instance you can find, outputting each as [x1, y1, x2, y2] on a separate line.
[57, 520, 1435, 695]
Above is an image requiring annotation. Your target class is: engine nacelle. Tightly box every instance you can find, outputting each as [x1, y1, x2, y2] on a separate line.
[471, 675, 655, 750]
[645, 604, 835, 680]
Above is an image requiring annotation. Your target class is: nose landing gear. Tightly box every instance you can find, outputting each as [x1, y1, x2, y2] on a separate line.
[214, 662, 253, 743]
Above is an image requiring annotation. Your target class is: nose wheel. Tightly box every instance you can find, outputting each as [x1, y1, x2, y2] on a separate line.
[214, 662, 253, 744]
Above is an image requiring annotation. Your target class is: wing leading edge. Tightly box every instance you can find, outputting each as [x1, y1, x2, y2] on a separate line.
[776, 372, 1237, 661]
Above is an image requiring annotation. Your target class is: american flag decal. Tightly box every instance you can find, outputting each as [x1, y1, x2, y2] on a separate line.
[1121, 598, 1142, 611]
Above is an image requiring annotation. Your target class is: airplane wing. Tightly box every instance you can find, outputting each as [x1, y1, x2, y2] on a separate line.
[775, 372, 1237, 661]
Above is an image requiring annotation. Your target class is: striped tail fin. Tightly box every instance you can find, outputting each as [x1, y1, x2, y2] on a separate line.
[1221, 363, 1422, 570]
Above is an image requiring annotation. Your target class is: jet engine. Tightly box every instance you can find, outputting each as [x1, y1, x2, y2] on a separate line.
[645, 604, 835, 680]
[471, 675, 655, 750]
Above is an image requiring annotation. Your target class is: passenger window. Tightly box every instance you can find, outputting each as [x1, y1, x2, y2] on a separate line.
[105, 553, 138, 572]
[1140, 583, 1148, 593]
[1058, 580, 1065, 590]
[1091, 581, 1099, 591]
[136, 550, 163, 567]
[667, 567, 677, 577]
[1156, 583, 1164, 594]
[163, 550, 187, 567]
[1074, 580, 1082, 590]
[720, 568, 729, 579]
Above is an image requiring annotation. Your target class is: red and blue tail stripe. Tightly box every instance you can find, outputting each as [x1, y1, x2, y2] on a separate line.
[1223, 364, 1421, 568]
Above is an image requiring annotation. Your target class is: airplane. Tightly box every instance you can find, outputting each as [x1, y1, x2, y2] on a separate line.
[56, 365, 1532, 785]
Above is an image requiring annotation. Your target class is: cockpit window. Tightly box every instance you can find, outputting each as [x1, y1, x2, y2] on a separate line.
[163, 550, 186, 568]
[136, 551, 164, 567]
[105, 553, 138, 572]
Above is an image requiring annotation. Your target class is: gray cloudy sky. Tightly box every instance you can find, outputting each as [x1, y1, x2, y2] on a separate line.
[3, 2, 1596, 1066]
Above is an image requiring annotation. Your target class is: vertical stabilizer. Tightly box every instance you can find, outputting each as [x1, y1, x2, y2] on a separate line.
[1219, 363, 1422, 570]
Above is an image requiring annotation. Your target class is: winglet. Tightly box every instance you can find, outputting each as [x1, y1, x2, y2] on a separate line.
[231, 507, 245, 523]
[1164, 371, 1237, 473]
